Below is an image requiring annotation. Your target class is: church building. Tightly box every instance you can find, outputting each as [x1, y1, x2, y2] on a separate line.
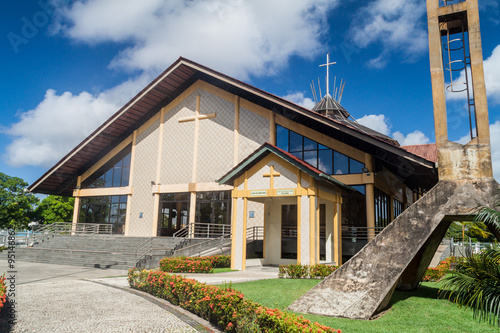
[29, 57, 438, 270]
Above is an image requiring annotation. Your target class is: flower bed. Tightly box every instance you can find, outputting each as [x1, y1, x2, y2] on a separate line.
[278, 264, 339, 279]
[422, 257, 457, 282]
[0, 274, 7, 313]
[159, 255, 231, 273]
[128, 268, 341, 332]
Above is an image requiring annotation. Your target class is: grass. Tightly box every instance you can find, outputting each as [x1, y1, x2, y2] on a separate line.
[212, 267, 236, 273]
[226, 279, 498, 333]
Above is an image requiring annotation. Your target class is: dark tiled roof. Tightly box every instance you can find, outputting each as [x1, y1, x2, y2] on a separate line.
[401, 144, 438, 163]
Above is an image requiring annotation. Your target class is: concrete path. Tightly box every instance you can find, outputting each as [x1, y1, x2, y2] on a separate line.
[0, 259, 279, 332]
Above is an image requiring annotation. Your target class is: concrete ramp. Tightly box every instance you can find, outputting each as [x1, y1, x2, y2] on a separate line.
[288, 178, 499, 320]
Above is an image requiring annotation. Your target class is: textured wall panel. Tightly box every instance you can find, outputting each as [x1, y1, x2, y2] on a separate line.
[247, 165, 270, 190]
[129, 120, 160, 236]
[160, 93, 196, 185]
[271, 161, 296, 189]
[238, 107, 269, 162]
[246, 200, 264, 229]
[197, 90, 234, 182]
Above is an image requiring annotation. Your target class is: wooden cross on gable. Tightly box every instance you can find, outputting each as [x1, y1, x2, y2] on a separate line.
[178, 95, 217, 182]
[263, 165, 281, 188]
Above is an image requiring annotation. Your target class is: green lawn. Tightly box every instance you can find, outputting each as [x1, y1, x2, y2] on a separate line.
[227, 279, 497, 333]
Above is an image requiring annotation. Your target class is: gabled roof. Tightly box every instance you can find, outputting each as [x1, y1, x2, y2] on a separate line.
[218, 143, 353, 192]
[28, 57, 438, 196]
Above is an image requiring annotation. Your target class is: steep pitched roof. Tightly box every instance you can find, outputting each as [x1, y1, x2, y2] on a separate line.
[28, 57, 438, 196]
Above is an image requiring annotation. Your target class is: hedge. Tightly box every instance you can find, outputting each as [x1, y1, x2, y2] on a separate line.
[421, 257, 457, 282]
[279, 264, 339, 279]
[159, 255, 231, 273]
[128, 268, 341, 333]
[0, 274, 6, 313]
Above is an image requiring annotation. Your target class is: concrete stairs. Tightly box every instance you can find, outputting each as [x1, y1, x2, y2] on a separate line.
[4, 235, 179, 270]
[289, 178, 499, 320]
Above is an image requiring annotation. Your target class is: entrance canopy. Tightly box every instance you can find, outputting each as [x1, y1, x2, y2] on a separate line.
[219, 143, 353, 270]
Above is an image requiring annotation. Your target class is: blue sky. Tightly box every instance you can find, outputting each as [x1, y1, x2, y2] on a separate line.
[1, 0, 499, 187]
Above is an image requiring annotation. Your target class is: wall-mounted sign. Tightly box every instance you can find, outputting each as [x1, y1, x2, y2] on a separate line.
[250, 190, 267, 196]
[277, 189, 294, 196]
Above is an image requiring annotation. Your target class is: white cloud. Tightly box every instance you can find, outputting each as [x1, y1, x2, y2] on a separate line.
[4, 0, 338, 168]
[2, 74, 149, 167]
[349, 0, 427, 67]
[56, 0, 337, 80]
[282, 92, 316, 109]
[357, 114, 391, 135]
[392, 130, 430, 146]
[446, 44, 500, 105]
[357, 113, 431, 145]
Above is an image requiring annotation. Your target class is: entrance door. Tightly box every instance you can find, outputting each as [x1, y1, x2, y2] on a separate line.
[159, 201, 189, 236]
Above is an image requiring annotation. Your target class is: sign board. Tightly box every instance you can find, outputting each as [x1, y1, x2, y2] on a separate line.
[250, 190, 267, 196]
[277, 189, 294, 196]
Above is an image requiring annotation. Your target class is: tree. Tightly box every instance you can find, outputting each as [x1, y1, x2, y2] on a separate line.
[35, 195, 75, 224]
[440, 190, 500, 326]
[0, 172, 39, 229]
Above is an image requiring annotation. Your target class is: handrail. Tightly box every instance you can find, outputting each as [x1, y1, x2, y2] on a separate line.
[173, 222, 232, 239]
[24, 222, 113, 247]
[247, 226, 264, 242]
[341, 226, 385, 241]
[173, 234, 232, 257]
[135, 237, 153, 266]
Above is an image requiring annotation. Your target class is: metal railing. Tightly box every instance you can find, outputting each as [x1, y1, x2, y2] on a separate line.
[173, 222, 232, 239]
[135, 237, 153, 266]
[17, 222, 113, 247]
[247, 226, 264, 242]
[173, 235, 232, 257]
[341, 226, 385, 242]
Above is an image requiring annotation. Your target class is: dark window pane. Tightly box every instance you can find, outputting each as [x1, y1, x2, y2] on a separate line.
[291, 151, 303, 160]
[289, 131, 303, 152]
[334, 151, 349, 174]
[121, 167, 130, 187]
[122, 153, 131, 167]
[276, 125, 289, 151]
[304, 150, 318, 168]
[351, 185, 366, 195]
[104, 169, 113, 187]
[303, 137, 317, 151]
[318, 149, 333, 174]
[349, 158, 365, 174]
[112, 166, 121, 187]
[318, 144, 328, 150]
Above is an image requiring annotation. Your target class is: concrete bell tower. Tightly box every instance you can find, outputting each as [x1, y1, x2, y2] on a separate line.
[427, 0, 493, 180]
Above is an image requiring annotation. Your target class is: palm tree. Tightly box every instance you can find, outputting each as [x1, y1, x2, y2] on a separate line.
[439, 190, 500, 326]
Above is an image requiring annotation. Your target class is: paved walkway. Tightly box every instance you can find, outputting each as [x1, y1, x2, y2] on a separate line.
[0, 260, 279, 332]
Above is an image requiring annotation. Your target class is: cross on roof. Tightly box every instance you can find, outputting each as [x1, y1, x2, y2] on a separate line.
[319, 53, 336, 96]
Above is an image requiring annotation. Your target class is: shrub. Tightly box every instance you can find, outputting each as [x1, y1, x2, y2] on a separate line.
[160, 257, 213, 273]
[128, 268, 341, 333]
[0, 274, 6, 313]
[421, 257, 457, 282]
[279, 264, 338, 279]
[195, 255, 231, 269]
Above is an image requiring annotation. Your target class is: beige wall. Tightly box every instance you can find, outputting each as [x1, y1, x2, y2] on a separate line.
[129, 119, 160, 236]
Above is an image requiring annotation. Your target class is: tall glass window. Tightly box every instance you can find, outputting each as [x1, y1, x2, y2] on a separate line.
[79, 195, 127, 234]
[276, 125, 365, 175]
[374, 188, 390, 229]
[195, 191, 231, 225]
[82, 145, 131, 189]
